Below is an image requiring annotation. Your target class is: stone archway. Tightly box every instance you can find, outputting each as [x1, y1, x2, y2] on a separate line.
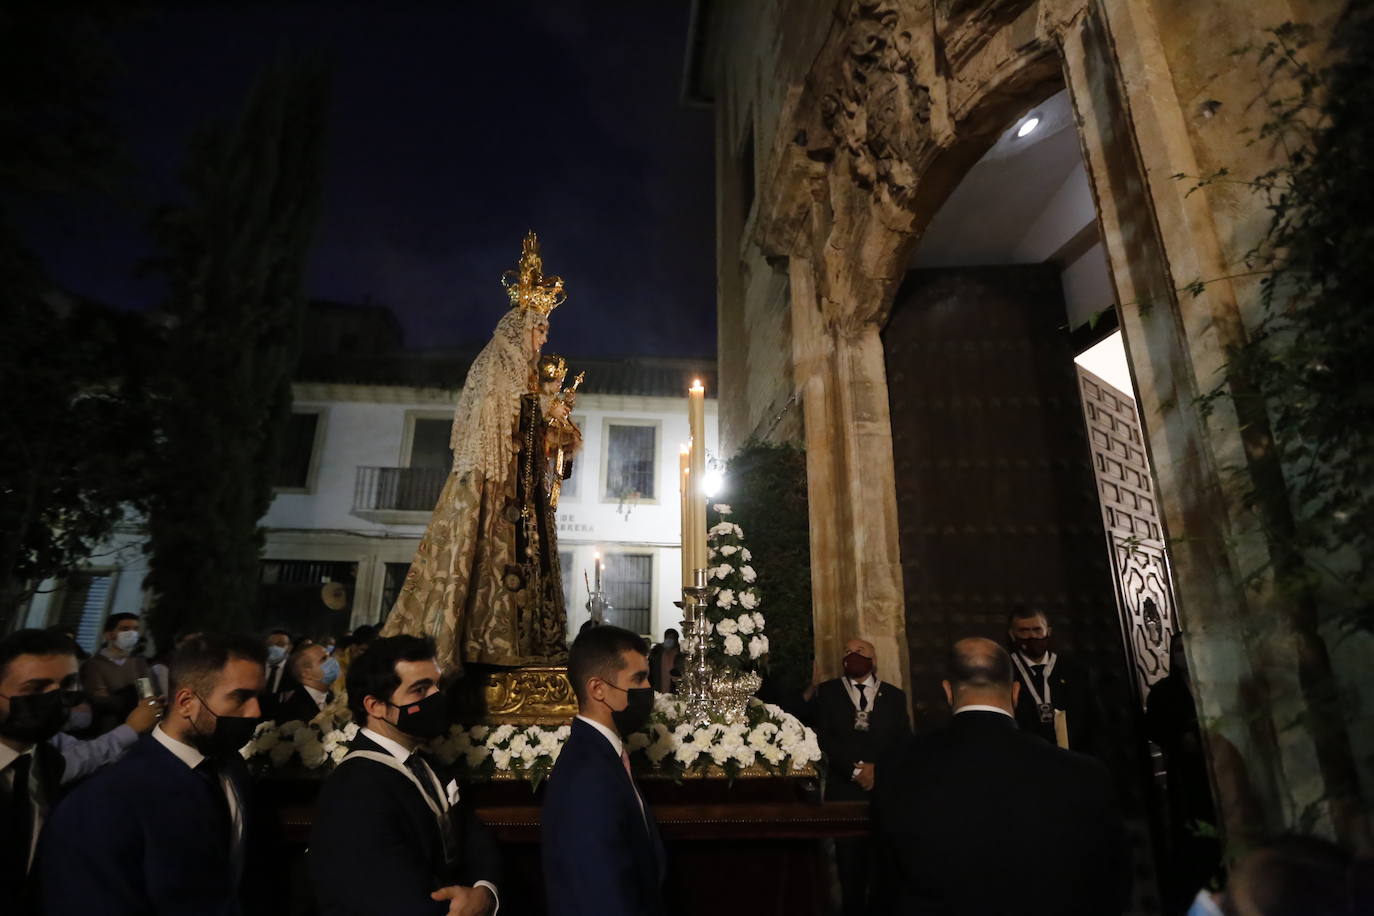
[708, 0, 1370, 850]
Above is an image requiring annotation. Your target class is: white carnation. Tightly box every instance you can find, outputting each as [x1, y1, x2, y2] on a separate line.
[255, 730, 280, 752]
[342, 722, 360, 740]
[464, 745, 489, 768]
[716, 616, 738, 635]
[269, 741, 296, 767]
[713, 504, 732, 515]
[724, 634, 744, 656]
[737, 613, 755, 634]
[626, 731, 651, 752]
[753, 612, 764, 630]
[299, 740, 328, 769]
[709, 522, 734, 537]
[719, 545, 738, 556]
[467, 724, 489, 741]
[740, 565, 757, 583]
[330, 745, 348, 764]
[739, 591, 758, 610]
[716, 589, 736, 609]
[741, 548, 752, 561]
[710, 564, 731, 581]
[519, 746, 540, 767]
[749, 635, 766, 660]
[509, 733, 530, 754]
[491, 748, 513, 770]
[758, 635, 770, 655]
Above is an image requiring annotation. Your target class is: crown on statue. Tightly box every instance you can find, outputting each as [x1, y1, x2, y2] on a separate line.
[501, 231, 566, 317]
[538, 354, 568, 383]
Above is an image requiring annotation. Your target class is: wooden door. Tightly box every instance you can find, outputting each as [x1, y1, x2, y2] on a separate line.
[883, 265, 1129, 727]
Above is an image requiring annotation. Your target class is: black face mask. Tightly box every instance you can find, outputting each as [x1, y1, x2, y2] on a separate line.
[0, 689, 79, 744]
[605, 683, 655, 736]
[190, 695, 262, 759]
[389, 690, 448, 739]
[1015, 636, 1051, 659]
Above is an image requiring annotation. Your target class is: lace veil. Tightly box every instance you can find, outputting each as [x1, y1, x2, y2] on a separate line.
[449, 306, 544, 484]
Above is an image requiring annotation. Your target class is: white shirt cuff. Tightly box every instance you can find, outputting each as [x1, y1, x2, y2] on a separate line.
[474, 880, 499, 915]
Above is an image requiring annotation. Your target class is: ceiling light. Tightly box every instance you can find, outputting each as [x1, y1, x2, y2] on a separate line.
[1016, 116, 1040, 138]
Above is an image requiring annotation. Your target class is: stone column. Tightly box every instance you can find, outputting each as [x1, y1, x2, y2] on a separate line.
[790, 256, 912, 694]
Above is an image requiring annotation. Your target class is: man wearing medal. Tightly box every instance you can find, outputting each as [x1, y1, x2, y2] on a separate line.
[1007, 607, 1099, 753]
[803, 638, 911, 916]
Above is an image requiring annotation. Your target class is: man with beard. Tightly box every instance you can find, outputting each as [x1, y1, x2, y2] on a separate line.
[1007, 607, 1099, 753]
[40, 633, 270, 915]
[309, 635, 500, 916]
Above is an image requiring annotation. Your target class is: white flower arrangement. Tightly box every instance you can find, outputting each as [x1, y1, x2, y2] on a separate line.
[244, 694, 821, 784]
[701, 504, 767, 673]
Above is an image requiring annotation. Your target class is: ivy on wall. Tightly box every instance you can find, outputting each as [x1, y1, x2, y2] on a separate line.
[712, 440, 814, 696]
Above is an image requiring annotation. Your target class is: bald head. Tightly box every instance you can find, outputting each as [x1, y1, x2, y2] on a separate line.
[942, 638, 1018, 713]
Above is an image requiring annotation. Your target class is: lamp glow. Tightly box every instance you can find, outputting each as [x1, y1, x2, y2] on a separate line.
[1016, 116, 1040, 138]
[702, 469, 724, 499]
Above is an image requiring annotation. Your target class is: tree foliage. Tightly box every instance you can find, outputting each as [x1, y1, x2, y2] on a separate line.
[0, 4, 143, 626]
[1192, 13, 1374, 630]
[716, 441, 813, 695]
[140, 59, 329, 645]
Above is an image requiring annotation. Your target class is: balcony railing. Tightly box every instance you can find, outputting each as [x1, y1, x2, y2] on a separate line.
[353, 466, 448, 519]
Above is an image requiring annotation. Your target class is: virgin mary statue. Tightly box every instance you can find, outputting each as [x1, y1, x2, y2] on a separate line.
[381, 232, 570, 672]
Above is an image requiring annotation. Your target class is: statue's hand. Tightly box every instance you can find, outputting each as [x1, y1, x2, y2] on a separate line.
[548, 400, 571, 422]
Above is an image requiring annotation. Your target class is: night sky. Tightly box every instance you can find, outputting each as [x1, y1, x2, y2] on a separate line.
[16, 1, 717, 358]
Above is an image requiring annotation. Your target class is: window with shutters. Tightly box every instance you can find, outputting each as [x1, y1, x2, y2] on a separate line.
[50, 571, 117, 653]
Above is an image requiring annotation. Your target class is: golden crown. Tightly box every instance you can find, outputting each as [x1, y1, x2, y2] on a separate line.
[538, 354, 568, 382]
[501, 231, 566, 317]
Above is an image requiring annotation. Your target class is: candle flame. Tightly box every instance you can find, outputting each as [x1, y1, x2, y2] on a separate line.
[691, 379, 703, 390]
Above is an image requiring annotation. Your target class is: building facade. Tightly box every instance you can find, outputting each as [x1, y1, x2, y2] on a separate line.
[24, 358, 718, 651]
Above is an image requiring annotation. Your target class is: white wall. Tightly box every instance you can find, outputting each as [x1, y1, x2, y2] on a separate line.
[263, 382, 718, 639]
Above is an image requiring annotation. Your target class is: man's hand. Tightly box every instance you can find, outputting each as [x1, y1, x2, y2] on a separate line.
[431, 885, 495, 916]
[125, 696, 165, 733]
[854, 761, 876, 791]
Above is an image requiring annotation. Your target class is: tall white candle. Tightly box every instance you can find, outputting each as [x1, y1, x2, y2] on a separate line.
[688, 380, 707, 573]
[679, 444, 691, 589]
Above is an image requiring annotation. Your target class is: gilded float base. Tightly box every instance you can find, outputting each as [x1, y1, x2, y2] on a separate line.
[481, 665, 578, 725]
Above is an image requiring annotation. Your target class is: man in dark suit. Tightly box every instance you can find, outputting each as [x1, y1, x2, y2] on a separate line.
[1, 629, 82, 915]
[803, 636, 912, 916]
[543, 624, 665, 916]
[259, 629, 294, 718]
[273, 642, 337, 724]
[309, 635, 500, 916]
[40, 632, 272, 916]
[873, 638, 1130, 916]
[1007, 606, 1099, 753]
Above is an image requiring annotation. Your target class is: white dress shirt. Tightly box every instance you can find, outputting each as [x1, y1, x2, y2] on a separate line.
[358, 728, 499, 910]
[151, 724, 243, 856]
[0, 742, 42, 872]
[303, 684, 329, 711]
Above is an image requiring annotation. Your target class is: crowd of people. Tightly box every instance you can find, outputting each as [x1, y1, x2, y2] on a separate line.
[2, 611, 1369, 915]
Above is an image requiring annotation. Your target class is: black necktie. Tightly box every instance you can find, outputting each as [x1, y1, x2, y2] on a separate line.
[404, 755, 444, 811]
[406, 754, 457, 864]
[855, 682, 868, 711]
[6, 752, 34, 879]
[1031, 665, 1046, 694]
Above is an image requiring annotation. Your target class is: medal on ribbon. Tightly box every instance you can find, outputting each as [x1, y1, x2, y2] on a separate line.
[854, 709, 871, 732]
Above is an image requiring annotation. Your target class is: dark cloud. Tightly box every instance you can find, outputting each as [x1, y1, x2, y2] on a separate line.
[15, 0, 716, 357]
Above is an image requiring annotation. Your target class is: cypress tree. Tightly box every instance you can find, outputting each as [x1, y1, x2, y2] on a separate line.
[142, 59, 329, 644]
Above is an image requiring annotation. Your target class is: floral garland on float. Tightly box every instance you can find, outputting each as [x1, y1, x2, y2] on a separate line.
[241, 695, 820, 787]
